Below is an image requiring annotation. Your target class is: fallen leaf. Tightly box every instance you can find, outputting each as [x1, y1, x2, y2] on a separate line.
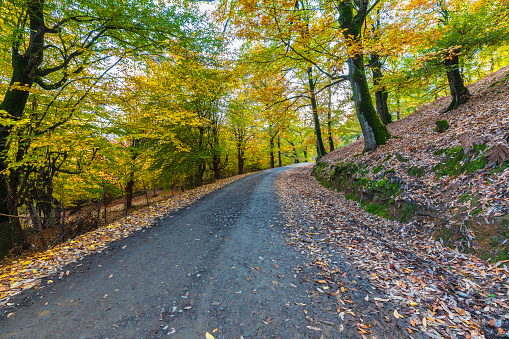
[306, 326, 322, 331]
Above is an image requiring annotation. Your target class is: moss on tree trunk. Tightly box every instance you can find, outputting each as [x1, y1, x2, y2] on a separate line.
[339, 1, 390, 152]
[370, 53, 392, 125]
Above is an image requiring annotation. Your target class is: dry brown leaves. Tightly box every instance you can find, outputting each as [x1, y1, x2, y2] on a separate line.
[0, 173, 252, 307]
[277, 166, 509, 339]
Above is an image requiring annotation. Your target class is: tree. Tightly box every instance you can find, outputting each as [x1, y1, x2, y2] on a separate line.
[337, 1, 391, 152]
[139, 56, 229, 187]
[0, 0, 203, 257]
[405, 0, 509, 112]
[368, 10, 392, 125]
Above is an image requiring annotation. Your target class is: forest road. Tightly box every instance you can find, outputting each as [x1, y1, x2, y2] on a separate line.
[0, 164, 420, 339]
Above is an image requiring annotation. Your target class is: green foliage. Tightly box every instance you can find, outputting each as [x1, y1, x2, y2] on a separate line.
[434, 120, 449, 133]
[365, 203, 388, 218]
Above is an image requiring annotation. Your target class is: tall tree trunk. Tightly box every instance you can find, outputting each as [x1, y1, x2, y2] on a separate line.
[444, 48, 471, 112]
[237, 143, 245, 174]
[124, 140, 140, 210]
[304, 146, 308, 162]
[212, 153, 222, 180]
[211, 127, 222, 180]
[347, 56, 390, 152]
[195, 164, 205, 187]
[269, 132, 275, 169]
[289, 141, 300, 163]
[125, 175, 134, 210]
[327, 83, 335, 152]
[235, 128, 245, 175]
[339, 1, 390, 153]
[277, 136, 282, 167]
[370, 53, 392, 125]
[307, 66, 327, 159]
[0, 0, 47, 258]
[396, 96, 401, 120]
[195, 128, 205, 186]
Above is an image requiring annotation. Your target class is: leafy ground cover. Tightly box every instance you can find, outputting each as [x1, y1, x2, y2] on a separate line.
[314, 66, 509, 263]
[277, 165, 509, 339]
[0, 173, 252, 308]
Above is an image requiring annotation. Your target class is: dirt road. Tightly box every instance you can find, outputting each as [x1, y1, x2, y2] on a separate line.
[0, 165, 416, 339]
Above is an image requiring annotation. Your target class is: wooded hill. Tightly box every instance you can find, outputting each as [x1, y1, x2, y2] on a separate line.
[313, 66, 509, 262]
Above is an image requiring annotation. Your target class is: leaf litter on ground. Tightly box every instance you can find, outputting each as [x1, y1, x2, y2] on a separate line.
[277, 165, 509, 338]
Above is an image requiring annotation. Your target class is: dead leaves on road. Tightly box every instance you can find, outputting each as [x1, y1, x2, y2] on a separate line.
[0, 173, 252, 307]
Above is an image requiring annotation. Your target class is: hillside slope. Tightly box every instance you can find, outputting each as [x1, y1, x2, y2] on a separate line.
[314, 66, 509, 262]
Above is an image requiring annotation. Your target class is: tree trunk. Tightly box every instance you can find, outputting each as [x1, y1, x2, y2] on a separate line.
[0, 0, 50, 257]
[307, 66, 326, 159]
[396, 96, 401, 120]
[211, 126, 222, 180]
[195, 128, 205, 186]
[141, 179, 150, 207]
[29, 202, 47, 250]
[347, 56, 390, 152]
[237, 141, 245, 175]
[125, 176, 134, 210]
[119, 183, 127, 216]
[277, 136, 282, 167]
[289, 141, 300, 163]
[212, 153, 222, 180]
[370, 53, 392, 125]
[444, 48, 471, 112]
[195, 163, 205, 186]
[269, 134, 275, 169]
[327, 83, 335, 152]
[339, 1, 390, 153]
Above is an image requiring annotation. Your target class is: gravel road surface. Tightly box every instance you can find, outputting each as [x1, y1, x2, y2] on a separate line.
[0, 165, 417, 339]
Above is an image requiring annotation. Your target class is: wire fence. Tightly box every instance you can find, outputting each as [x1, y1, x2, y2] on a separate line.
[0, 168, 264, 262]
[0, 188, 181, 262]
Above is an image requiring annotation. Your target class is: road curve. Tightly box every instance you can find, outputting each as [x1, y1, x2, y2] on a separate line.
[0, 165, 333, 338]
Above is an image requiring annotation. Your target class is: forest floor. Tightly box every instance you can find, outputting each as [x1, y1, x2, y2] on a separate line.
[278, 165, 506, 339]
